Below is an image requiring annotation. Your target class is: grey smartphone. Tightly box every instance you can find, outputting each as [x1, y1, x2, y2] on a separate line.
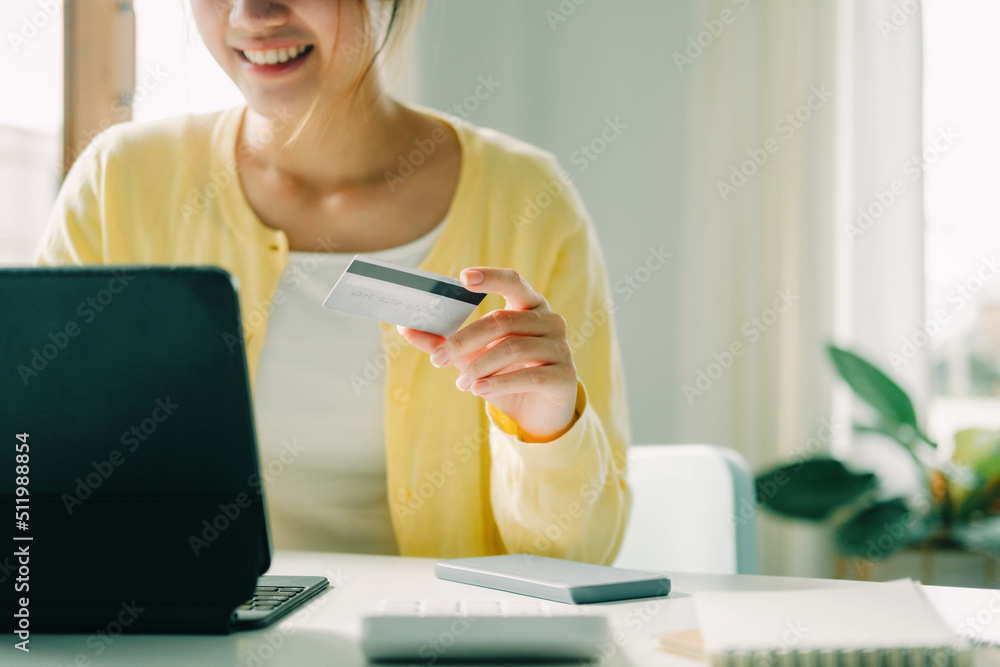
[434, 555, 672, 604]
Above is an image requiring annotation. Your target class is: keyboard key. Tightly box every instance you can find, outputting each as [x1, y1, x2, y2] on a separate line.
[256, 587, 279, 592]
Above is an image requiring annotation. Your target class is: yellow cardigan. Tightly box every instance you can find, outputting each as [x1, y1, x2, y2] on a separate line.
[35, 105, 631, 563]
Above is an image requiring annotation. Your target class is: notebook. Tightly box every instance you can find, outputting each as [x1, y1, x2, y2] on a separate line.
[692, 579, 972, 666]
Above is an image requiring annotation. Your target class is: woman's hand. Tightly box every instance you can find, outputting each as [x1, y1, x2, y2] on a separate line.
[397, 267, 579, 441]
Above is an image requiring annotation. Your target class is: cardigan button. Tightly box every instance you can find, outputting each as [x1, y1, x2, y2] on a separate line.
[390, 385, 409, 405]
[396, 486, 412, 503]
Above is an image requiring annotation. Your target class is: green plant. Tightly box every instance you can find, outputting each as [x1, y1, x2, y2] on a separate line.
[754, 344, 1000, 560]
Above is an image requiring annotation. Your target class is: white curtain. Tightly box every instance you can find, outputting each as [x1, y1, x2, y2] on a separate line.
[672, 0, 924, 576]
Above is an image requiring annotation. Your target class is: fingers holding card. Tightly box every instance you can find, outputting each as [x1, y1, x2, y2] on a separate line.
[326, 258, 579, 439]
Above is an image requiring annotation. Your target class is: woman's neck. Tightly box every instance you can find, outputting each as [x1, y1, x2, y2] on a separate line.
[239, 79, 413, 194]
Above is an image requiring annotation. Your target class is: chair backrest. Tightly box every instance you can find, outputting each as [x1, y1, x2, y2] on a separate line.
[614, 444, 759, 575]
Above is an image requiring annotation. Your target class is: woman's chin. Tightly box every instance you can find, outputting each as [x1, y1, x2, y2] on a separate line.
[242, 95, 310, 127]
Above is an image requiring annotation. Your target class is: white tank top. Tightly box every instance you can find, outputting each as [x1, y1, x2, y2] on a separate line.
[253, 222, 445, 554]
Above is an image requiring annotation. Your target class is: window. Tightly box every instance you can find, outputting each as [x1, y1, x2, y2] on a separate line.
[0, 0, 63, 264]
[923, 0, 1000, 443]
[132, 0, 243, 123]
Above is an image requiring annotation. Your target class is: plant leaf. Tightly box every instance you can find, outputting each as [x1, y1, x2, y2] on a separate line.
[835, 498, 915, 559]
[954, 428, 1000, 479]
[827, 345, 935, 448]
[853, 423, 899, 439]
[949, 429, 1000, 519]
[755, 458, 876, 521]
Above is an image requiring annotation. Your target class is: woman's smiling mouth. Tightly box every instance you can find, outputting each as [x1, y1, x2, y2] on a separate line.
[235, 44, 314, 75]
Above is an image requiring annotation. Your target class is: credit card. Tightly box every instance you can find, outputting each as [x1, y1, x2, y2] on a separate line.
[322, 255, 486, 337]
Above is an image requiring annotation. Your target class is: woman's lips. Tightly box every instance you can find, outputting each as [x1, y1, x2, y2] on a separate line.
[236, 45, 314, 77]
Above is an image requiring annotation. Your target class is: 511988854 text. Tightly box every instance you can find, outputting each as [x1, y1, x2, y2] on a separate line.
[13, 432, 31, 653]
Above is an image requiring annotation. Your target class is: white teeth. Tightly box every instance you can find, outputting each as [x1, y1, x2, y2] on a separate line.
[242, 46, 310, 66]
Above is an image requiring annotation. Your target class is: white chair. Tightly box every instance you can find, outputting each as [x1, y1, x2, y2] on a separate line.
[614, 444, 759, 575]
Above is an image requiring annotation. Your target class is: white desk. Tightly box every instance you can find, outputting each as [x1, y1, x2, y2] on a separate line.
[4, 552, 998, 666]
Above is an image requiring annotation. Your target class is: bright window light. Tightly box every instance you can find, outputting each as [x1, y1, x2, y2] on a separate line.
[923, 0, 1000, 443]
[132, 0, 244, 122]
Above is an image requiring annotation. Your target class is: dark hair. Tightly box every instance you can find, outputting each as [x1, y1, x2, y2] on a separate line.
[361, 0, 399, 84]
[285, 0, 424, 145]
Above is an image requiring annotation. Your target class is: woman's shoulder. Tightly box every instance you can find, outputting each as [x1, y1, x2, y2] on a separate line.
[460, 119, 564, 181]
[406, 109, 596, 276]
[411, 105, 562, 183]
[81, 107, 241, 171]
[454, 117, 588, 234]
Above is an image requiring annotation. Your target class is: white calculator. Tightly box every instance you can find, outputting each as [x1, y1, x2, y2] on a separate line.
[360, 599, 609, 663]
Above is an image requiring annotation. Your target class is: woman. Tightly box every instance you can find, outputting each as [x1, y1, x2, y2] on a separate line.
[36, 0, 630, 563]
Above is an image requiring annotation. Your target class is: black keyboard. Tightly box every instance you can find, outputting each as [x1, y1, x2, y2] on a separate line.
[239, 584, 306, 612]
[233, 575, 330, 629]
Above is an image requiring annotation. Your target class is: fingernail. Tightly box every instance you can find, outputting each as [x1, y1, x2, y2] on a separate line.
[430, 348, 450, 368]
[472, 380, 490, 395]
[461, 269, 484, 286]
[456, 372, 470, 391]
[396, 325, 406, 336]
